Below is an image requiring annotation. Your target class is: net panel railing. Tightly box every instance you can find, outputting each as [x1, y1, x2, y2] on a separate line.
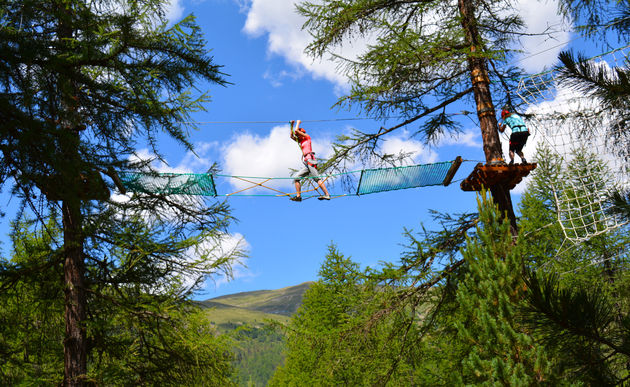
[120, 172, 217, 196]
[356, 161, 454, 195]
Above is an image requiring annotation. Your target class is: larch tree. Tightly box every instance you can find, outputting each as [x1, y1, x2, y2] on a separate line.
[517, 146, 630, 384]
[0, 0, 243, 385]
[0, 218, 237, 385]
[297, 0, 553, 231]
[270, 245, 423, 386]
[454, 192, 556, 385]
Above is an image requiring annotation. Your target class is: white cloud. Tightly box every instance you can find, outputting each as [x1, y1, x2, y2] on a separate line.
[263, 68, 304, 88]
[222, 125, 318, 190]
[242, 0, 569, 89]
[381, 134, 438, 165]
[515, 0, 571, 72]
[192, 232, 251, 289]
[165, 0, 185, 23]
[242, 0, 365, 91]
[438, 129, 482, 148]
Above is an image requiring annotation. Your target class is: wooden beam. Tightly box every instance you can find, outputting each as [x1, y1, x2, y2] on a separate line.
[443, 156, 463, 186]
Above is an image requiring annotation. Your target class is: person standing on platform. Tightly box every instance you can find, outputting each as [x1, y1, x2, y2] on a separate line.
[499, 109, 530, 164]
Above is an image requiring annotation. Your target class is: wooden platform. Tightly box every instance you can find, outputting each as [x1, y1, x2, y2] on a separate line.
[460, 162, 537, 192]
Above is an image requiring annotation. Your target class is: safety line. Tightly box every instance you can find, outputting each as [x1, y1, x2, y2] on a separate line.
[186, 117, 393, 125]
[216, 160, 475, 181]
[182, 22, 630, 128]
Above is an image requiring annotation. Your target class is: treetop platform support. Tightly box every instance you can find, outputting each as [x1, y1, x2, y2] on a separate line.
[460, 162, 537, 192]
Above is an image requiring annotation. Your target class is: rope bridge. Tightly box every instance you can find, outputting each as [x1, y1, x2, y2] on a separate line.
[120, 157, 462, 199]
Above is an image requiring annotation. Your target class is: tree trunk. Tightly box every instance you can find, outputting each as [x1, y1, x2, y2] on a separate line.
[57, 2, 87, 382]
[458, 0, 518, 233]
[63, 198, 87, 386]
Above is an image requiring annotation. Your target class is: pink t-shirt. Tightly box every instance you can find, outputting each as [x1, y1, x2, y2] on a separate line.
[299, 135, 315, 162]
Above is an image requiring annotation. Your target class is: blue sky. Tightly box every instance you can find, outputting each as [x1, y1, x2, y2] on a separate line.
[0, 0, 592, 299]
[159, 0, 579, 299]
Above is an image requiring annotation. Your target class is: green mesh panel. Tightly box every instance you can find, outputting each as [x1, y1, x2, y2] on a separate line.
[356, 161, 453, 195]
[121, 172, 216, 196]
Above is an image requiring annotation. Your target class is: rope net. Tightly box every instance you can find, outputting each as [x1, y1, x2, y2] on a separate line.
[120, 172, 217, 196]
[515, 46, 630, 242]
[120, 159, 462, 200]
[357, 161, 454, 195]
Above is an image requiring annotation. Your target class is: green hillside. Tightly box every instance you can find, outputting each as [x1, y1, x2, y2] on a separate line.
[198, 282, 312, 386]
[198, 282, 312, 331]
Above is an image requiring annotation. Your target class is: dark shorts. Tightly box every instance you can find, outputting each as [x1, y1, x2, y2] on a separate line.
[509, 131, 529, 153]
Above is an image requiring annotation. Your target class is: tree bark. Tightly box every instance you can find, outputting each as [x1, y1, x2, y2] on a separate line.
[57, 1, 88, 383]
[63, 198, 87, 386]
[458, 0, 518, 233]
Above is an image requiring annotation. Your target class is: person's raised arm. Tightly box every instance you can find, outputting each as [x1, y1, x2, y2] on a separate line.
[294, 121, 308, 140]
[290, 120, 303, 141]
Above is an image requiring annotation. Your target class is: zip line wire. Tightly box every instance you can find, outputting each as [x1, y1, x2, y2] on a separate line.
[184, 117, 405, 125]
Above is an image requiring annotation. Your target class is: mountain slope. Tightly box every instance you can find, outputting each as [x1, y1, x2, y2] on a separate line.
[198, 282, 312, 330]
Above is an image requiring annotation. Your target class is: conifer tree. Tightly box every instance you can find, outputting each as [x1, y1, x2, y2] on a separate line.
[270, 245, 423, 386]
[0, 219, 236, 385]
[518, 146, 630, 384]
[296, 0, 552, 230]
[453, 192, 556, 384]
[519, 144, 630, 287]
[0, 0, 241, 384]
[522, 270, 630, 384]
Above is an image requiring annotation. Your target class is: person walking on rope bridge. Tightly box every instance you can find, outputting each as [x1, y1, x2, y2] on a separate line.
[499, 109, 530, 165]
[289, 120, 331, 201]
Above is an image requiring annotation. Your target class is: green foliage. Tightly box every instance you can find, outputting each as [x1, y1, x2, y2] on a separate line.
[296, 0, 533, 171]
[268, 144, 629, 386]
[0, 220, 64, 385]
[608, 190, 630, 221]
[0, 0, 240, 296]
[522, 272, 630, 385]
[519, 144, 630, 289]
[230, 326, 285, 387]
[270, 245, 424, 386]
[0, 219, 237, 386]
[519, 145, 630, 385]
[88, 303, 235, 386]
[267, 162, 630, 385]
[454, 192, 555, 385]
[0, 0, 241, 382]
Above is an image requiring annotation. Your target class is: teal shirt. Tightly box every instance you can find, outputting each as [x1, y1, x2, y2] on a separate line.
[504, 114, 527, 133]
